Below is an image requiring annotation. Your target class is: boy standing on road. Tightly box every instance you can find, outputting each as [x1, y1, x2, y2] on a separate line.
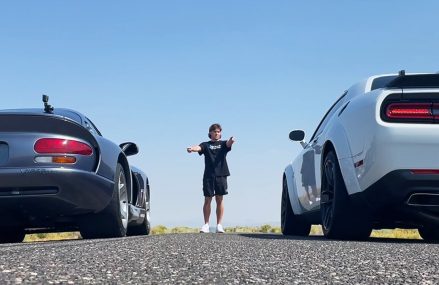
[187, 123, 235, 233]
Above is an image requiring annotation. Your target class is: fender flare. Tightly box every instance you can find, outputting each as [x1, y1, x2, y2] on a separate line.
[284, 165, 306, 215]
[95, 136, 133, 203]
[321, 121, 362, 195]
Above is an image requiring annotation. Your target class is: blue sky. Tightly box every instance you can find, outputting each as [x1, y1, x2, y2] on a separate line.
[1, 1, 439, 227]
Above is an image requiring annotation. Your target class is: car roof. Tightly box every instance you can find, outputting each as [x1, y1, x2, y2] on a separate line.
[0, 108, 84, 124]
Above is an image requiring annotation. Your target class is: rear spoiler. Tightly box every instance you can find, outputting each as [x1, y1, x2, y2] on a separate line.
[371, 73, 439, 91]
[0, 114, 99, 149]
[385, 73, 439, 89]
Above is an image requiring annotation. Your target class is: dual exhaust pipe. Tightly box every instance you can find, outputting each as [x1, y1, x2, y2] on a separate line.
[407, 193, 439, 207]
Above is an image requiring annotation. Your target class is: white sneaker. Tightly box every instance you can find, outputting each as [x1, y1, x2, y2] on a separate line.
[200, 223, 210, 233]
[216, 224, 225, 233]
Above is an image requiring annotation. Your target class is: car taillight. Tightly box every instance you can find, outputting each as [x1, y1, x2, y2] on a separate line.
[411, 169, 439, 175]
[386, 103, 434, 119]
[34, 138, 93, 156]
[35, 156, 77, 164]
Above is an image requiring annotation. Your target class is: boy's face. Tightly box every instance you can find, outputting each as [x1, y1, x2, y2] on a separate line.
[210, 128, 221, 141]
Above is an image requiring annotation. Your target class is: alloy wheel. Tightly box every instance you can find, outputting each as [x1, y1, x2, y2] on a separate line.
[118, 171, 129, 230]
[321, 158, 335, 231]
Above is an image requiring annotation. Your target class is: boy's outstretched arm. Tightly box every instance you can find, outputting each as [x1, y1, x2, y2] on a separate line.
[187, 145, 202, 153]
[226, 136, 235, 148]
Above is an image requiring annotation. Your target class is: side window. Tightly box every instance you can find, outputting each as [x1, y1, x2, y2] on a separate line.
[310, 92, 347, 141]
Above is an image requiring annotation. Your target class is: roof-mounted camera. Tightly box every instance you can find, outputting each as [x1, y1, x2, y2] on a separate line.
[42, 94, 54, 114]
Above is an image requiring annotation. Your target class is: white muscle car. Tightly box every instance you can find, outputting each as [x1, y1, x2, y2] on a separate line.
[282, 71, 439, 240]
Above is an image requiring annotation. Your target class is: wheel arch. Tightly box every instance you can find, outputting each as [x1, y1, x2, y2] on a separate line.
[321, 127, 362, 195]
[117, 154, 133, 203]
[131, 169, 150, 207]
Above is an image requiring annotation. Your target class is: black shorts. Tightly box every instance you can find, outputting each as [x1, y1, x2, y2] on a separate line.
[203, 176, 228, 197]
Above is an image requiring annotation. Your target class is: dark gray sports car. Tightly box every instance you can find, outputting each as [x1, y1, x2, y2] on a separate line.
[0, 96, 151, 243]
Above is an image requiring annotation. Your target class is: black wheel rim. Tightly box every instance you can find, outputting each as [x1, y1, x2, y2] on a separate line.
[281, 179, 288, 230]
[321, 158, 335, 231]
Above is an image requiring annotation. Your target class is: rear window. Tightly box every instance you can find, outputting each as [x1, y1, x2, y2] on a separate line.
[53, 110, 82, 124]
[371, 76, 397, 90]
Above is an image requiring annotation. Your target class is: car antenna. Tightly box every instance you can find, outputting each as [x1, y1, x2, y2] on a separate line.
[398, 69, 406, 76]
[42, 94, 54, 114]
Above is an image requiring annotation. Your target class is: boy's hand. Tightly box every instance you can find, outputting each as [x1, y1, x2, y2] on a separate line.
[226, 136, 235, 148]
[186, 147, 192, 153]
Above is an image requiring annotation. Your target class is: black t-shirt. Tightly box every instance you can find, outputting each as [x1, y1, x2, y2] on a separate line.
[198, 140, 231, 178]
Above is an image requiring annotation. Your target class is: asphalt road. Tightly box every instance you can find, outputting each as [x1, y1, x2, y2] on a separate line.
[0, 233, 438, 284]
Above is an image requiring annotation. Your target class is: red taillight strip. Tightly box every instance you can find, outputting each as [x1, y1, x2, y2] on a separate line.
[386, 103, 433, 119]
[411, 169, 439, 175]
[34, 138, 93, 156]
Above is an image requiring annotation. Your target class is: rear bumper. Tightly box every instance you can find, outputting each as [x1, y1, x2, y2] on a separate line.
[352, 170, 439, 228]
[0, 167, 114, 219]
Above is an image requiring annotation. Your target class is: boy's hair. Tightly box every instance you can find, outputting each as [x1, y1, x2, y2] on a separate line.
[208, 123, 222, 138]
[209, 123, 222, 133]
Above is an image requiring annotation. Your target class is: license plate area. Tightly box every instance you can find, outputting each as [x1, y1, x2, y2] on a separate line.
[0, 142, 9, 165]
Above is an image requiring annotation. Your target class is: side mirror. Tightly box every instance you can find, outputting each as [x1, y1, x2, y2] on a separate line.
[119, 142, 139, 156]
[289, 130, 305, 141]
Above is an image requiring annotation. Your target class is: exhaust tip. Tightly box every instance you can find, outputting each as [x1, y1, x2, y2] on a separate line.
[407, 193, 439, 206]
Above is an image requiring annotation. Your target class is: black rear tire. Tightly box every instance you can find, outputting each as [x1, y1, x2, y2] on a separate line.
[127, 210, 151, 236]
[419, 227, 439, 242]
[80, 163, 129, 239]
[320, 150, 371, 240]
[281, 176, 311, 236]
[0, 228, 25, 243]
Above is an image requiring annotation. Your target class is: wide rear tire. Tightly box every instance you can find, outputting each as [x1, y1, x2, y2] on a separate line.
[418, 227, 439, 242]
[281, 176, 311, 236]
[320, 151, 371, 240]
[127, 210, 151, 236]
[0, 228, 25, 243]
[80, 163, 129, 239]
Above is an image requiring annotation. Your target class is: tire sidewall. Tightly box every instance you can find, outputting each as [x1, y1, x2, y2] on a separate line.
[281, 178, 292, 233]
[321, 151, 371, 239]
[419, 227, 439, 241]
[281, 177, 311, 236]
[112, 163, 129, 236]
[321, 151, 348, 237]
[0, 228, 25, 243]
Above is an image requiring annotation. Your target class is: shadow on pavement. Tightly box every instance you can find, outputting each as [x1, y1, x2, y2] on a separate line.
[238, 233, 324, 241]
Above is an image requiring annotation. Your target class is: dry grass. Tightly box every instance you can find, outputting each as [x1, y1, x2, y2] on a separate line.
[306, 225, 422, 239]
[371, 228, 421, 239]
[298, 225, 422, 239]
[24, 232, 81, 242]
